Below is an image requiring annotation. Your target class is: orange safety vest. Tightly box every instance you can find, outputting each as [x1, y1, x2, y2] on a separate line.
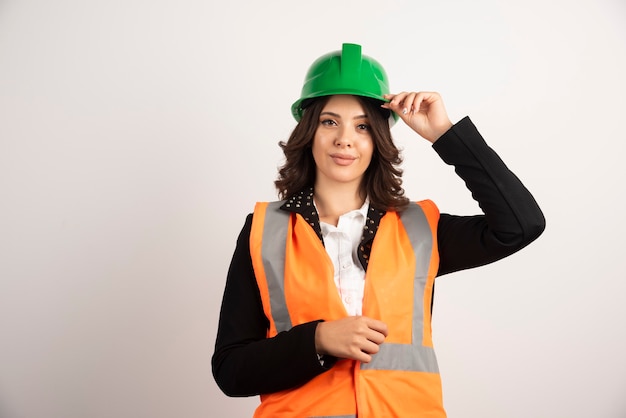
[249, 200, 446, 418]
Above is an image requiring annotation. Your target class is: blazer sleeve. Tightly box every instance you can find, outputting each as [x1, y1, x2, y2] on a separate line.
[432, 116, 546, 276]
[211, 214, 335, 397]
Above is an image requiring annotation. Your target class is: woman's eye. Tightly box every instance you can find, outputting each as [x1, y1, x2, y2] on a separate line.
[320, 119, 337, 126]
[357, 123, 370, 131]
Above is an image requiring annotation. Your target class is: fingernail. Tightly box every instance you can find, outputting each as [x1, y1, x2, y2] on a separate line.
[402, 108, 408, 115]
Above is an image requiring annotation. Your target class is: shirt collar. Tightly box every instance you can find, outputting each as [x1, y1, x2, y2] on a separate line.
[314, 196, 369, 223]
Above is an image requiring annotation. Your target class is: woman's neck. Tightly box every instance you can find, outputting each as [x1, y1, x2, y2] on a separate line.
[313, 183, 365, 227]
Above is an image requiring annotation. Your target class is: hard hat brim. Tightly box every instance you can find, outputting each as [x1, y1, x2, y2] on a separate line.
[291, 92, 398, 125]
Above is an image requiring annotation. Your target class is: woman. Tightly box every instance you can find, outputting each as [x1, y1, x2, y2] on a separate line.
[212, 43, 545, 417]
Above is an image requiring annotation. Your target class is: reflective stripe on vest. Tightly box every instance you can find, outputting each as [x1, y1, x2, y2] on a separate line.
[258, 201, 438, 374]
[361, 202, 438, 373]
[259, 201, 292, 334]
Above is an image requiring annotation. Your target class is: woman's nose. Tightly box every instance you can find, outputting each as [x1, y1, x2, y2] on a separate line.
[334, 128, 353, 147]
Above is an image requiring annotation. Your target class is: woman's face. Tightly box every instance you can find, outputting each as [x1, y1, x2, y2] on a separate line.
[312, 95, 374, 190]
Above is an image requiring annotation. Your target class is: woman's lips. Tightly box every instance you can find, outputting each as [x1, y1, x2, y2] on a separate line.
[330, 153, 357, 166]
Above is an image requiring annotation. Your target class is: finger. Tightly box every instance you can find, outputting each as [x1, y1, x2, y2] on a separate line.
[396, 92, 413, 115]
[360, 339, 382, 355]
[388, 91, 408, 108]
[339, 342, 368, 362]
[382, 92, 409, 116]
[381, 93, 400, 109]
[354, 351, 373, 363]
[383, 92, 406, 102]
[381, 96, 390, 109]
[411, 92, 431, 114]
[365, 329, 386, 346]
[363, 317, 389, 337]
[401, 92, 418, 116]
[415, 91, 441, 112]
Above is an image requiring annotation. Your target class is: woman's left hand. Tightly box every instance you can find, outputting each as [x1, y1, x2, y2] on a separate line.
[382, 91, 453, 143]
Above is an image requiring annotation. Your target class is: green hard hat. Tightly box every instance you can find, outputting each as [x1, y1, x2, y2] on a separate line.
[291, 43, 397, 123]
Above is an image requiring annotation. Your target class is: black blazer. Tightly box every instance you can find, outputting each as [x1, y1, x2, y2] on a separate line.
[212, 117, 545, 397]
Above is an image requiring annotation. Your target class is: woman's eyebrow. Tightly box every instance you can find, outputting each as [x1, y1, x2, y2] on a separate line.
[320, 111, 368, 120]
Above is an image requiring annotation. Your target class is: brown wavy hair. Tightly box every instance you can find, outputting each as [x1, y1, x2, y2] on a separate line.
[275, 95, 409, 211]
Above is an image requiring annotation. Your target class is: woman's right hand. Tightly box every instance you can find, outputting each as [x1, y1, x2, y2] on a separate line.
[314, 316, 388, 363]
[382, 91, 453, 143]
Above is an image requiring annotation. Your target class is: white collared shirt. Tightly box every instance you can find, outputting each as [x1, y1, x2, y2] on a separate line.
[318, 200, 369, 316]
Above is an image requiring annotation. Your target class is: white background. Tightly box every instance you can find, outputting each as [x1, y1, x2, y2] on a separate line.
[1, 0, 625, 417]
